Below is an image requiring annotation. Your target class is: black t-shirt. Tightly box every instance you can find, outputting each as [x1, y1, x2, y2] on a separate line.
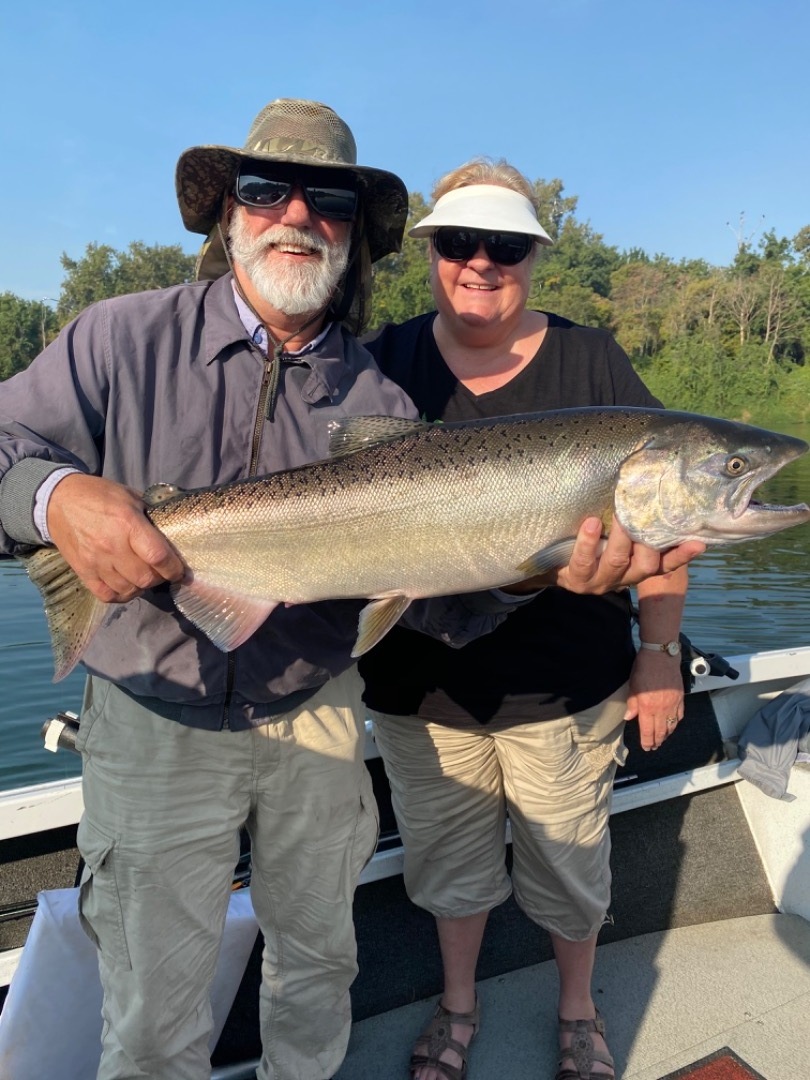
[358, 311, 662, 728]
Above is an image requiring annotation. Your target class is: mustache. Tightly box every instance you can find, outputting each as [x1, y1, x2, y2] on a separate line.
[238, 224, 330, 256]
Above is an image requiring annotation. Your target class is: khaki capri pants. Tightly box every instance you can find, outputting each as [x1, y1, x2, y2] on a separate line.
[370, 685, 628, 942]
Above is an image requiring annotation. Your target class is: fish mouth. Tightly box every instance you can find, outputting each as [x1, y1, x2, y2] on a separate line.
[738, 496, 810, 520]
[717, 477, 810, 537]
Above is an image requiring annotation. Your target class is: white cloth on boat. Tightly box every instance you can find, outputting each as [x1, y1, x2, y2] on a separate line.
[0, 886, 257, 1080]
[737, 677, 810, 800]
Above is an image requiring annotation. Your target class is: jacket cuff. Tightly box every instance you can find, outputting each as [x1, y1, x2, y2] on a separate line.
[0, 458, 75, 546]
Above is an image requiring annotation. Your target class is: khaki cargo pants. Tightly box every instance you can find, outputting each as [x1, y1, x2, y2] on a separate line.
[75, 668, 377, 1080]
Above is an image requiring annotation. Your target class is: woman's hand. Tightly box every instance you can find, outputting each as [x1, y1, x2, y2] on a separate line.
[503, 518, 705, 596]
[625, 650, 685, 752]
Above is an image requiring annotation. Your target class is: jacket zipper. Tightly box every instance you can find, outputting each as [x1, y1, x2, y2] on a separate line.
[222, 349, 277, 730]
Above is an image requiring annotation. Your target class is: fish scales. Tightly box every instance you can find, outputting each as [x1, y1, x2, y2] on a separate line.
[147, 417, 633, 602]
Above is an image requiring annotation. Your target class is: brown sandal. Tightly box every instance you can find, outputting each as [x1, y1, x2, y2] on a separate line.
[410, 995, 480, 1080]
[555, 1009, 615, 1080]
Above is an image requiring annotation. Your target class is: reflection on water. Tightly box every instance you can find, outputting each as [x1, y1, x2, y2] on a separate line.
[0, 559, 86, 790]
[1, 421, 808, 792]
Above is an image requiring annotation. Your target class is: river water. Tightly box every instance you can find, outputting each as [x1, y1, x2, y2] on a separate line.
[2, 421, 809, 793]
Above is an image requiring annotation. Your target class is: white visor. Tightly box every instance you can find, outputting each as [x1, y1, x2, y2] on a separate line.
[409, 184, 553, 246]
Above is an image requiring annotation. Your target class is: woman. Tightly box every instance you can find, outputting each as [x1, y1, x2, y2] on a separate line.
[359, 160, 692, 1080]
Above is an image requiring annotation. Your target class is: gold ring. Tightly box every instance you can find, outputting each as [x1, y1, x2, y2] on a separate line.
[665, 717, 678, 727]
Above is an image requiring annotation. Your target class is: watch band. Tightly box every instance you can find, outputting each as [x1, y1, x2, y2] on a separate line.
[639, 639, 682, 657]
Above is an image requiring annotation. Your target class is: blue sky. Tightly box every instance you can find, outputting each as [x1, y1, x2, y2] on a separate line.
[2, 0, 808, 303]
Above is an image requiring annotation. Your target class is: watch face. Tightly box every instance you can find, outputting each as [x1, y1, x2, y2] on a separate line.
[666, 641, 680, 655]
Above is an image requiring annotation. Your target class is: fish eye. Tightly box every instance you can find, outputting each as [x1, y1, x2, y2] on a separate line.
[725, 455, 748, 475]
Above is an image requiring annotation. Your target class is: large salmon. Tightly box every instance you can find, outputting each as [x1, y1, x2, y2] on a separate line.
[19, 407, 810, 680]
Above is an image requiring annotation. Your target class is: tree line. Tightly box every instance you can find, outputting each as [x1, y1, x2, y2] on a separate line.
[3, 180, 809, 423]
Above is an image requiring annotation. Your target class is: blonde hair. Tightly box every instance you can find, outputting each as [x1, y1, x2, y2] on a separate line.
[432, 157, 538, 211]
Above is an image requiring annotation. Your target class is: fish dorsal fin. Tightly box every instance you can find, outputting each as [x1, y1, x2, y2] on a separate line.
[351, 594, 413, 657]
[171, 578, 278, 652]
[328, 416, 430, 458]
[143, 483, 188, 507]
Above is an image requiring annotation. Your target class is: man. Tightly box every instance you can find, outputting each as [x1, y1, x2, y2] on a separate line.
[0, 99, 699, 1080]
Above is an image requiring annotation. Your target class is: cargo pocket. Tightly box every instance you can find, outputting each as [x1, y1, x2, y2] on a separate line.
[349, 768, 380, 881]
[73, 676, 113, 755]
[570, 690, 629, 782]
[77, 817, 132, 970]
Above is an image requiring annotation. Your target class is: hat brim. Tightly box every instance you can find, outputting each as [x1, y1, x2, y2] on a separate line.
[176, 145, 408, 264]
[408, 184, 553, 246]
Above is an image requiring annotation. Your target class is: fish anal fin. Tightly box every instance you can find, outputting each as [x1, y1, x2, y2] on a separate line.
[351, 595, 412, 657]
[19, 546, 107, 681]
[171, 579, 278, 652]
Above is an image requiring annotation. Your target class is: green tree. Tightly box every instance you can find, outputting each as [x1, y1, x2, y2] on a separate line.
[0, 294, 56, 380]
[609, 260, 675, 358]
[660, 264, 723, 345]
[531, 214, 621, 329]
[368, 193, 433, 328]
[58, 242, 195, 323]
[529, 282, 612, 328]
[793, 225, 810, 265]
[530, 178, 578, 241]
[535, 217, 621, 300]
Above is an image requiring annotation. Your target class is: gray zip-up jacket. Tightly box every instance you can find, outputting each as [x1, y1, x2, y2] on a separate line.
[0, 275, 515, 729]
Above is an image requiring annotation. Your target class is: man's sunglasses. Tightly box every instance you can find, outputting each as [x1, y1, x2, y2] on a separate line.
[234, 167, 358, 221]
[433, 227, 534, 266]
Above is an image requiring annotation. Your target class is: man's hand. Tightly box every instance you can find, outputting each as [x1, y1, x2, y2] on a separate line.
[46, 473, 185, 602]
[502, 517, 706, 596]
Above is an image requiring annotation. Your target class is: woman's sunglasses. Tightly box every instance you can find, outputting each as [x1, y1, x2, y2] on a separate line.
[234, 166, 358, 221]
[433, 227, 534, 266]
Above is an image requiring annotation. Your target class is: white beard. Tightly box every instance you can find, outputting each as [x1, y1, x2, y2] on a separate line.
[228, 208, 351, 317]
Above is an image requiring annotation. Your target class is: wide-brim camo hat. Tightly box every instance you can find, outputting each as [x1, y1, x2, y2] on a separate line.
[176, 98, 408, 267]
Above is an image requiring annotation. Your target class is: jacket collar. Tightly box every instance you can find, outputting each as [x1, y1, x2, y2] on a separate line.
[201, 273, 351, 403]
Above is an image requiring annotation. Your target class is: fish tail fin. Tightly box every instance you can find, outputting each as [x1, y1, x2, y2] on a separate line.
[18, 547, 107, 681]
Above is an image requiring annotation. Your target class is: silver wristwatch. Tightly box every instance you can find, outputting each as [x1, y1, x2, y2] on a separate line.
[639, 639, 682, 657]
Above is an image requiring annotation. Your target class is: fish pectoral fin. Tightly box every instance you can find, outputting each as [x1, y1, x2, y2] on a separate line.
[143, 482, 188, 507]
[171, 580, 278, 652]
[351, 595, 413, 657]
[19, 546, 108, 681]
[517, 538, 581, 577]
[328, 416, 430, 458]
